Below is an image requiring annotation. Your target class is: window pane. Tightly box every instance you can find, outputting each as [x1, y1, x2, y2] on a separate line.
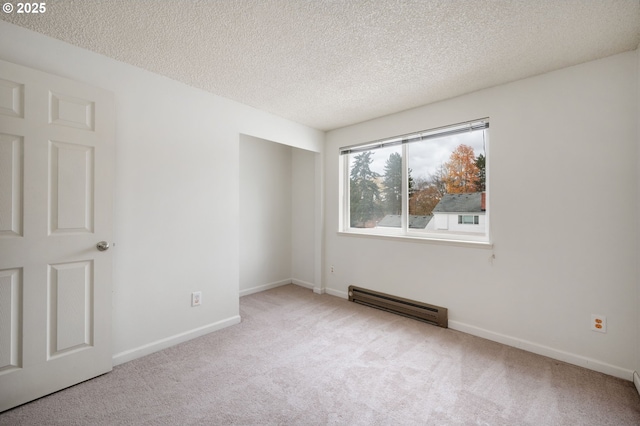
[348, 145, 401, 228]
[408, 129, 486, 234]
[461, 215, 474, 224]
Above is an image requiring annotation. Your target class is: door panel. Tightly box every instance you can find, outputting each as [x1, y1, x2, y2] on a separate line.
[0, 268, 21, 373]
[0, 77, 23, 118]
[0, 59, 114, 412]
[48, 260, 93, 357]
[49, 140, 94, 233]
[0, 133, 23, 237]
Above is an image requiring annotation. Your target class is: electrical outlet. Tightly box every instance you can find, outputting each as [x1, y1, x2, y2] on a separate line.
[192, 291, 202, 307]
[591, 314, 606, 333]
[330, 266, 334, 273]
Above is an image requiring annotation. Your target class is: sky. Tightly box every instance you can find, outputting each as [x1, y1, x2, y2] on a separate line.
[352, 129, 487, 182]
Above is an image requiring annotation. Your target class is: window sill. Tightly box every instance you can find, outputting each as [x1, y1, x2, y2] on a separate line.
[337, 230, 493, 249]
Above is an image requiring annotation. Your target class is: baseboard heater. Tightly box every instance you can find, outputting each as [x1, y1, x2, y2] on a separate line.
[348, 285, 448, 328]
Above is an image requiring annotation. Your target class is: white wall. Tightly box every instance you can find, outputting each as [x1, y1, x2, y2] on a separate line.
[292, 148, 317, 286]
[636, 46, 640, 387]
[325, 51, 639, 379]
[0, 21, 324, 363]
[239, 135, 292, 294]
[239, 136, 317, 295]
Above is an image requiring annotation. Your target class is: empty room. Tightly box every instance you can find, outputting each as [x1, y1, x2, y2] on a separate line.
[1, 1, 640, 424]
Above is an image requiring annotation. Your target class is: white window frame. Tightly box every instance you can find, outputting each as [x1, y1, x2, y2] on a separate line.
[338, 119, 491, 245]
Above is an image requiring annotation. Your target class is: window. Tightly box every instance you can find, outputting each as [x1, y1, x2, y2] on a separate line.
[340, 119, 489, 243]
[458, 215, 479, 225]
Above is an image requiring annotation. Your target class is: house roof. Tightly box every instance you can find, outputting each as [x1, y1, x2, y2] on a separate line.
[432, 193, 483, 214]
[377, 215, 432, 229]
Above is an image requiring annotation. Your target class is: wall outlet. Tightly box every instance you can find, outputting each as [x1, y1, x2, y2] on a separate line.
[330, 266, 334, 273]
[591, 314, 606, 333]
[192, 291, 202, 307]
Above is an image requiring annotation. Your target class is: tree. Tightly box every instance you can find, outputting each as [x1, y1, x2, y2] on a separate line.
[475, 153, 486, 192]
[444, 144, 480, 193]
[408, 166, 447, 215]
[381, 153, 402, 215]
[381, 152, 415, 216]
[428, 164, 448, 199]
[350, 151, 380, 227]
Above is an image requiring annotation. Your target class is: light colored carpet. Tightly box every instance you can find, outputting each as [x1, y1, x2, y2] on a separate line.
[1, 284, 639, 425]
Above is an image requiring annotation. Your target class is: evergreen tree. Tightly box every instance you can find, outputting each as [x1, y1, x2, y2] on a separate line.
[382, 152, 414, 215]
[475, 153, 486, 192]
[382, 152, 403, 215]
[349, 151, 380, 227]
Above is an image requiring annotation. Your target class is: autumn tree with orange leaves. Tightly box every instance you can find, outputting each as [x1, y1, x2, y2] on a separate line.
[409, 165, 447, 216]
[444, 144, 480, 193]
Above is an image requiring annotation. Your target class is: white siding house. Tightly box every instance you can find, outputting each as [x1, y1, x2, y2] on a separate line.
[427, 192, 486, 234]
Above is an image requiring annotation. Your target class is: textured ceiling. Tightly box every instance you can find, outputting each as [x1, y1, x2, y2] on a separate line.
[2, 0, 639, 130]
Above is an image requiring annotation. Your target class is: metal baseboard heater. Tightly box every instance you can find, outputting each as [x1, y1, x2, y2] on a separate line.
[348, 285, 448, 328]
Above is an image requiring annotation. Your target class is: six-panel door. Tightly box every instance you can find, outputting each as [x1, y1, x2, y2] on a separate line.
[0, 59, 115, 412]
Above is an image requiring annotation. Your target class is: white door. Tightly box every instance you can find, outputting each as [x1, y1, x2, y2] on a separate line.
[0, 59, 114, 412]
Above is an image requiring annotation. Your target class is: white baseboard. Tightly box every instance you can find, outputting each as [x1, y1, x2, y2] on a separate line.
[239, 279, 292, 297]
[449, 320, 634, 381]
[325, 287, 348, 299]
[634, 371, 640, 395]
[112, 315, 241, 366]
[292, 278, 314, 290]
[241, 278, 319, 297]
[323, 287, 633, 380]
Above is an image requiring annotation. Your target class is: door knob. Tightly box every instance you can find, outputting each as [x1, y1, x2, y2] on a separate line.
[96, 241, 110, 251]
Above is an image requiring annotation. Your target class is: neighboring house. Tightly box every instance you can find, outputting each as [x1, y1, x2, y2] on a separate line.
[377, 214, 432, 229]
[427, 192, 486, 234]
